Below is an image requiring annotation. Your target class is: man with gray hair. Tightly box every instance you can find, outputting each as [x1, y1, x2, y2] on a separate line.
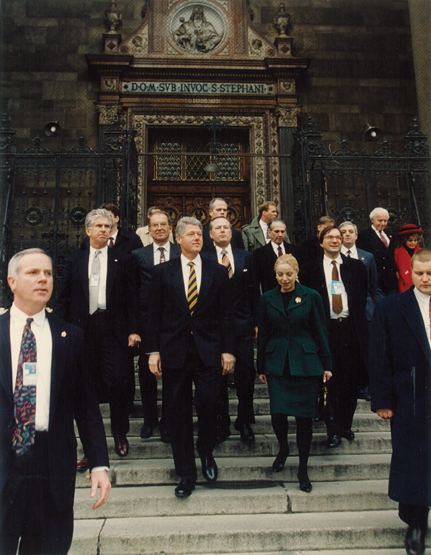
[146, 216, 235, 497]
[55, 208, 140, 465]
[357, 207, 397, 298]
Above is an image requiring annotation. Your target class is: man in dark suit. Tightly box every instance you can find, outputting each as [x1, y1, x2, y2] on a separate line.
[300, 216, 336, 265]
[201, 197, 244, 251]
[132, 210, 181, 440]
[370, 248, 431, 555]
[202, 216, 258, 444]
[1, 248, 110, 555]
[55, 209, 140, 462]
[147, 217, 235, 497]
[242, 201, 278, 252]
[253, 218, 301, 295]
[357, 207, 397, 299]
[300, 225, 369, 448]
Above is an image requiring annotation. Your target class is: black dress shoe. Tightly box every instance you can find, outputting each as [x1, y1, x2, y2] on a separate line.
[272, 447, 290, 472]
[357, 386, 371, 401]
[77, 457, 89, 472]
[342, 430, 355, 441]
[405, 525, 426, 555]
[201, 455, 218, 483]
[113, 434, 129, 457]
[234, 421, 255, 443]
[327, 434, 342, 448]
[297, 471, 312, 493]
[159, 429, 171, 443]
[174, 478, 195, 498]
[140, 424, 153, 439]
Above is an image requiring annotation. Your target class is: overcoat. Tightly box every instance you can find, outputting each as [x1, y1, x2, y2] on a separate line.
[369, 287, 431, 506]
[257, 282, 332, 378]
[394, 244, 421, 293]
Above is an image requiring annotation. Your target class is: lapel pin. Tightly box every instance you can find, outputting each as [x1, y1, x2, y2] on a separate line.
[295, 297, 301, 303]
[114, 259, 118, 262]
[61, 331, 67, 337]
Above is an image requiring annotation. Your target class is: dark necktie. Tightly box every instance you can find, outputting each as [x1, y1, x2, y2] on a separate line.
[187, 262, 198, 316]
[277, 245, 283, 258]
[379, 231, 388, 248]
[346, 250, 351, 258]
[12, 318, 37, 456]
[331, 260, 343, 315]
[158, 247, 166, 264]
[221, 249, 233, 279]
[108, 237, 114, 248]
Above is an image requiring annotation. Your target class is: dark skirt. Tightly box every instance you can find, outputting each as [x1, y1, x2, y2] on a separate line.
[267, 374, 320, 418]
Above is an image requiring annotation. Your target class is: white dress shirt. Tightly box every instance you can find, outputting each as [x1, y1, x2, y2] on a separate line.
[10, 303, 52, 432]
[153, 241, 171, 264]
[88, 245, 108, 309]
[341, 244, 358, 259]
[271, 241, 285, 257]
[180, 254, 202, 298]
[323, 254, 349, 319]
[215, 244, 235, 275]
[372, 225, 390, 246]
[413, 287, 431, 349]
[259, 220, 270, 243]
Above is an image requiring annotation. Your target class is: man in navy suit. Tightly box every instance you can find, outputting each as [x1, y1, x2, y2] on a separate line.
[147, 217, 235, 497]
[201, 198, 244, 251]
[253, 219, 302, 295]
[99, 203, 143, 252]
[55, 209, 140, 462]
[1, 248, 110, 555]
[300, 226, 369, 448]
[357, 207, 397, 298]
[202, 216, 258, 443]
[132, 210, 181, 441]
[370, 249, 431, 555]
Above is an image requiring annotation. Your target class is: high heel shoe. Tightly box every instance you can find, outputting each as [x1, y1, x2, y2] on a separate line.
[297, 471, 312, 493]
[272, 447, 289, 472]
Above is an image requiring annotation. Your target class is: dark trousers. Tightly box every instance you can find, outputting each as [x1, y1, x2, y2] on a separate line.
[399, 503, 430, 531]
[217, 334, 256, 434]
[86, 311, 134, 436]
[163, 340, 221, 480]
[326, 317, 360, 437]
[0, 433, 73, 555]
[138, 353, 170, 435]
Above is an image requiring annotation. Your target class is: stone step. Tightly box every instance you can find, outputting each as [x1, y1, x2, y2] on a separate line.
[77, 431, 392, 461]
[104, 397, 374, 418]
[98, 412, 389, 438]
[76, 454, 391, 488]
[73, 480, 396, 520]
[142, 551, 408, 555]
[70, 510, 409, 555]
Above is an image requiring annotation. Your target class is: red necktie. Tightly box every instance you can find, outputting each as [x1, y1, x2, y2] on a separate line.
[108, 237, 114, 248]
[277, 245, 283, 257]
[331, 261, 343, 315]
[379, 231, 388, 248]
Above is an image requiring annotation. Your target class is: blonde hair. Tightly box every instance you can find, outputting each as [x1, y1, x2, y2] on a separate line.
[274, 253, 299, 272]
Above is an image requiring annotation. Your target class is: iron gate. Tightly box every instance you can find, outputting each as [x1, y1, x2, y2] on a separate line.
[0, 115, 138, 306]
[291, 117, 431, 246]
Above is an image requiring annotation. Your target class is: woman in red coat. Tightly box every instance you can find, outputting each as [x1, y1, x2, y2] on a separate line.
[394, 224, 424, 292]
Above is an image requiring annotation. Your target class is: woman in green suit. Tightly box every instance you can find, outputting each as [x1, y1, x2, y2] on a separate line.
[257, 254, 332, 492]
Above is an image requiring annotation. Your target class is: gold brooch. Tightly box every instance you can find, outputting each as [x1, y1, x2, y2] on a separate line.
[61, 331, 67, 337]
[295, 297, 301, 304]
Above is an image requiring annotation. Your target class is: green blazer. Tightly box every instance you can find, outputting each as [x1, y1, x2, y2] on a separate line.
[257, 282, 332, 378]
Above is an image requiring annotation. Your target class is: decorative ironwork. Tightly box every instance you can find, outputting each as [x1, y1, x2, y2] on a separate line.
[291, 117, 431, 246]
[0, 117, 138, 305]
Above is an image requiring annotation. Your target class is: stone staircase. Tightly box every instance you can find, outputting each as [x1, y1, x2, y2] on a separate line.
[69, 377, 422, 555]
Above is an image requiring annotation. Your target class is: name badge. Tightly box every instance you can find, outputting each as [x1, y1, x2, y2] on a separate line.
[90, 274, 100, 286]
[23, 362, 37, 386]
[331, 280, 342, 295]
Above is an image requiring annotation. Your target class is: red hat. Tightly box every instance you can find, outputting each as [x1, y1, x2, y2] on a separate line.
[397, 224, 424, 236]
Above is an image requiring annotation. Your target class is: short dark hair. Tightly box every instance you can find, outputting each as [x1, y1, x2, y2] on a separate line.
[317, 216, 336, 228]
[99, 203, 119, 218]
[319, 224, 341, 244]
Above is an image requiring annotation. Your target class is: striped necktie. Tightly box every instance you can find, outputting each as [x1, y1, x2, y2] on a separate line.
[187, 262, 198, 315]
[12, 318, 37, 456]
[221, 249, 233, 279]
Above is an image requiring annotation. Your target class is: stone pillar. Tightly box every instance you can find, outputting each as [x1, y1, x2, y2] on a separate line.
[408, 0, 431, 140]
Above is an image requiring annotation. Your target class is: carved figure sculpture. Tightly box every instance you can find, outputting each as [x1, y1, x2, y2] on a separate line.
[173, 6, 222, 53]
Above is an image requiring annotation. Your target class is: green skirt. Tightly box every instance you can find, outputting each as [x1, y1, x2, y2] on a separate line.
[267, 374, 320, 419]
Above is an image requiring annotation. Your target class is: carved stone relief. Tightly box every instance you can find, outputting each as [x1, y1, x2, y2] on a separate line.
[98, 105, 120, 125]
[275, 106, 302, 128]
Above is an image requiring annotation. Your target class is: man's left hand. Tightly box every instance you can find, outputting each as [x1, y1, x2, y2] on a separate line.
[90, 470, 111, 510]
[221, 353, 235, 375]
[128, 334, 141, 347]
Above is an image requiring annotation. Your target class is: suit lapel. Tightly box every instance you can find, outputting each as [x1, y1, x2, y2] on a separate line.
[233, 248, 244, 275]
[79, 250, 90, 304]
[266, 287, 286, 317]
[170, 257, 189, 312]
[196, 257, 214, 310]
[106, 247, 117, 301]
[285, 283, 309, 314]
[0, 311, 13, 409]
[402, 288, 431, 365]
[47, 313, 62, 426]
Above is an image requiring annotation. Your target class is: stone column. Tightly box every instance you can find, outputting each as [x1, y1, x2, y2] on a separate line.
[408, 0, 431, 140]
